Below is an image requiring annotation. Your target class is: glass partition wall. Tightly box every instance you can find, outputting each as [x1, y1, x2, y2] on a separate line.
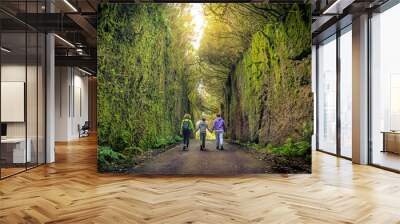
[339, 26, 352, 159]
[317, 35, 337, 154]
[0, 3, 46, 179]
[316, 25, 352, 159]
[370, 3, 400, 171]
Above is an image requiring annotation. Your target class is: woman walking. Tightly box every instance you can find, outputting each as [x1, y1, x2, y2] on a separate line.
[212, 114, 225, 150]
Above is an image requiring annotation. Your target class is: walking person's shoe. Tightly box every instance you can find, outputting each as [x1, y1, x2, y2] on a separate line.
[220, 145, 224, 150]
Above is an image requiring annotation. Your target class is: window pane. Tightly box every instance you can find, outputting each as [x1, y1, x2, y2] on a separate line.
[340, 27, 352, 158]
[27, 31, 38, 169]
[371, 4, 400, 171]
[318, 36, 337, 154]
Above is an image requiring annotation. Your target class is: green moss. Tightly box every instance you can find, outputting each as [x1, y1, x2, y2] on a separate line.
[98, 4, 191, 154]
[224, 4, 313, 147]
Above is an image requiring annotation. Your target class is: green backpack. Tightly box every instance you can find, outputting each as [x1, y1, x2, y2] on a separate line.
[182, 120, 190, 131]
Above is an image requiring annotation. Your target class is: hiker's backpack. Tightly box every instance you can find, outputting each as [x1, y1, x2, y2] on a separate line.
[182, 120, 190, 131]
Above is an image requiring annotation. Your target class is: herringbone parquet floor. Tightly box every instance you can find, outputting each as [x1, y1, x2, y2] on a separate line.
[1, 135, 400, 224]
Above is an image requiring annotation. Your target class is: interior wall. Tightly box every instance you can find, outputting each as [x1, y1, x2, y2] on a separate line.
[55, 66, 89, 141]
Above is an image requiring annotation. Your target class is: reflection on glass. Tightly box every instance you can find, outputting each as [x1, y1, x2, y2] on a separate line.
[0, 1, 47, 179]
[38, 33, 46, 165]
[371, 4, 400, 171]
[390, 75, 400, 130]
[1, 31, 27, 177]
[27, 31, 38, 169]
[318, 35, 337, 154]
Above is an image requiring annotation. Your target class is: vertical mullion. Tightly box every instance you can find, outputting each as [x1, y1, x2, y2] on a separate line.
[36, 0, 39, 167]
[60, 68, 62, 117]
[25, 0, 28, 171]
[73, 68, 75, 118]
[44, 34, 47, 164]
[316, 45, 319, 151]
[69, 69, 71, 118]
[0, 21, 2, 179]
[336, 29, 341, 157]
[367, 11, 373, 165]
[44, 0, 47, 164]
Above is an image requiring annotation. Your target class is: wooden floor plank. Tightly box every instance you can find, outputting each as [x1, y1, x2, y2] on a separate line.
[0, 135, 399, 223]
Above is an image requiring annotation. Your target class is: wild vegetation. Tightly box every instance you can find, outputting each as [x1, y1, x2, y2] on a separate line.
[97, 3, 312, 172]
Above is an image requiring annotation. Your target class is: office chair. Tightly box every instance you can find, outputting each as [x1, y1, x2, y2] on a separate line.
[79, 121, 90, 138]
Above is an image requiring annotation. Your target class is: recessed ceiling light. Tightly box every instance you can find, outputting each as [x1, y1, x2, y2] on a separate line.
[322, 0, 355, 15]
[63, 0, 78, 12]
[78, 67, 92, 76]
[54, 34, 75, 48]
[1, 47, 11, 53]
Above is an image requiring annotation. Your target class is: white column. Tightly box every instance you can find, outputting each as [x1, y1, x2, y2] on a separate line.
[46, 0, 55, 163]
[46, 33, 55, 163]
[352, 14, 369, 164]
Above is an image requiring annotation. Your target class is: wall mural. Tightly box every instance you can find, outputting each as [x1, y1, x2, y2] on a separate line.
[97, 3, 312, 175]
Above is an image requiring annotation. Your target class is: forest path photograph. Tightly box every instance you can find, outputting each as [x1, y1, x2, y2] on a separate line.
[97, 3, 312, 175]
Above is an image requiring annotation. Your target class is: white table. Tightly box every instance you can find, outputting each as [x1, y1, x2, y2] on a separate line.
[1, 138, 31, 163]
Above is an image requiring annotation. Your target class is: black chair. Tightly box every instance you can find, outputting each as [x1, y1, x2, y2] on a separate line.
[79, 121, 90, 138]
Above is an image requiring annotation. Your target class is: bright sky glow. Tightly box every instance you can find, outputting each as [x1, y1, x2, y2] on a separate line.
[197, 80, 208, 97]
[190, 4, 205, 50]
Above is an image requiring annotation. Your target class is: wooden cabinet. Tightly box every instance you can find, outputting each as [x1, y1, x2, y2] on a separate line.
[382, 132, 400, 154]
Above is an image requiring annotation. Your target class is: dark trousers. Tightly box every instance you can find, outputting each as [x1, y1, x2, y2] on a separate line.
[200, 132, 206, 147]
[183, 130, 191, 147]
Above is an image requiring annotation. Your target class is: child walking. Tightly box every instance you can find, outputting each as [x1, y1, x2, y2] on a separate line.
[180, 114, 194, 151]
[195, 117, 211, 151]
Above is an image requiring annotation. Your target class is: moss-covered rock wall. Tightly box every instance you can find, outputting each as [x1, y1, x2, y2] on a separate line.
[97, 4, 191, 152]
[223, 6, 313, 146]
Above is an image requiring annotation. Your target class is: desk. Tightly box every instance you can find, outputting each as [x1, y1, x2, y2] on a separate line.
[1, 138, 31, 163]
[381, 131, 400, 154]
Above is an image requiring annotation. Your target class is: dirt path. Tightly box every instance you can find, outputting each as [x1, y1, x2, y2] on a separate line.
[133, 140, 267, 175]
